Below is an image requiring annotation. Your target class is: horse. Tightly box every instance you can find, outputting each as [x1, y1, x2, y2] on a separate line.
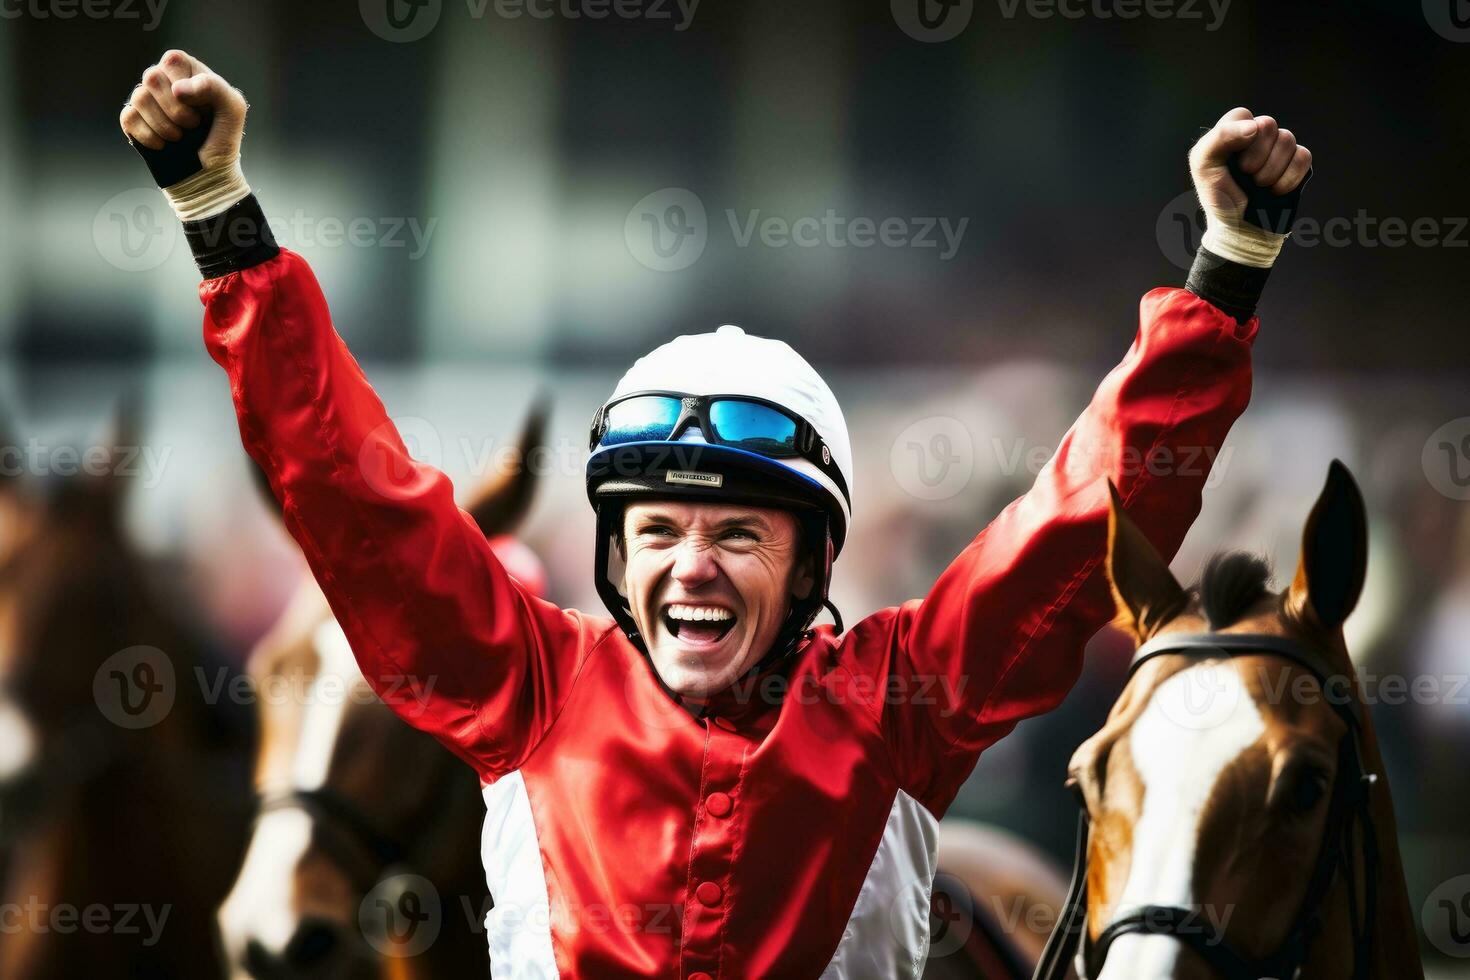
[924, 819, 1073, 978]
[0, 408, 254, 978]
[1034, 461, 1422, 980]
[217, 402, 550, 979]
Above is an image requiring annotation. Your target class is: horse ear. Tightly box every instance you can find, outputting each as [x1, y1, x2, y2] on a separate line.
[1106, 480, 1187, 640]
[246, 456, 284, 523]
[84, 391, 144, 515]
[1286, 460, 1368, 632]
[0, 399, 19, 496]
[464, 393, 550, 537]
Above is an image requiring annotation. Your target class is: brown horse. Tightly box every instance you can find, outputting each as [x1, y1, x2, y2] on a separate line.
[1050, 462, 1422, 979]
[924, 819, 1073, 978]
[217, 403, 549, 980]
[0, 410, 253, 978]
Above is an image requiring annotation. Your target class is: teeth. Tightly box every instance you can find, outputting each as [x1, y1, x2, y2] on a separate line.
[666, 603, 734, 623]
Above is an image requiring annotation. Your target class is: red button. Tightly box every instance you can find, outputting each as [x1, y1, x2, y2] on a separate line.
[705, 792, 732, 818]
[695, 881, 722, 906]
[690, 974, 713, 980]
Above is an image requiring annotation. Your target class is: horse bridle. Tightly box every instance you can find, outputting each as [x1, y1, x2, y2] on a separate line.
[256, 787, 412, 889]
[1033, 632, 1381, 980]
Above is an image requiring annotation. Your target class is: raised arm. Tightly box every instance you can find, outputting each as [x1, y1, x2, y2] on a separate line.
[120, 51, 615, 779]
[857, 108, 1313, 815]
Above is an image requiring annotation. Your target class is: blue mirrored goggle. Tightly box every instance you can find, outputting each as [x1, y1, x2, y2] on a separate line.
[590, 391, 847, 498]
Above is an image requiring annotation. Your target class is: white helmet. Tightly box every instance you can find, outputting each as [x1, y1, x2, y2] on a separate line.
[586, 325, 853, 653]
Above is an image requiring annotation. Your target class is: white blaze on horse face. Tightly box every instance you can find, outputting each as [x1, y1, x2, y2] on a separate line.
[1096, 662, 1266, 980]
[0, 694, 36, 783]
[292, 619, 364, 791]
[218, 620, 365, 967]
[218, 808, 314, 964]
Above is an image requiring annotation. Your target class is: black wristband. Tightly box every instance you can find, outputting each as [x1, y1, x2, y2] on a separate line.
[182, 193, 280, 279]
[131, 110, 214, 188]
[1185, 246, 1271, 324]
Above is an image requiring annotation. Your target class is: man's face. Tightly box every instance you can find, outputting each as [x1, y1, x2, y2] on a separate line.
[621, 500, 814, 701]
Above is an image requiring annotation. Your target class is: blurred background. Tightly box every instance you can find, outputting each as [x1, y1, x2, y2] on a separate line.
[1, 0, 1468, 975]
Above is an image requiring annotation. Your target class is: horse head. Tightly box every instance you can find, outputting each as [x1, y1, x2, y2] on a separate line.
[1061, 462, 1421, 980]
[0, 399, 248, 978]
[218, 399, 550, 979]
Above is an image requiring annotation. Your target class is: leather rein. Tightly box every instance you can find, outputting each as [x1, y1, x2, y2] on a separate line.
[1033, 632, 1381, 980]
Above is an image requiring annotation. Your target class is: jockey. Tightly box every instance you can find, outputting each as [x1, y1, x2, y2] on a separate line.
[122, 50, 1310, 978]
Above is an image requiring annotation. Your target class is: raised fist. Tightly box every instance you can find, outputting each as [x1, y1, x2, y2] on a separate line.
[1190, 107, 1313, 229]
[119, 50, 247, 172]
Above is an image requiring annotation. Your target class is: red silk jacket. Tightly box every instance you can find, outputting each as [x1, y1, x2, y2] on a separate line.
[202, 247, 1254, 978]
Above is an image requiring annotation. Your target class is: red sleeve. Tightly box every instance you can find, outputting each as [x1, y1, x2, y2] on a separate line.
[842, 287, 1256, 816]
[200, 248, 616, 779]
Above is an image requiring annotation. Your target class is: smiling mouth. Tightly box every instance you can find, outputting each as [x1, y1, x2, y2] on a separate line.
[661, 604, 738, 646]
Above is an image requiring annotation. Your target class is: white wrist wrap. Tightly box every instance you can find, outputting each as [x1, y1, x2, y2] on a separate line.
[163, 158, 251, 222]
[1201, 217, 1286, 269]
